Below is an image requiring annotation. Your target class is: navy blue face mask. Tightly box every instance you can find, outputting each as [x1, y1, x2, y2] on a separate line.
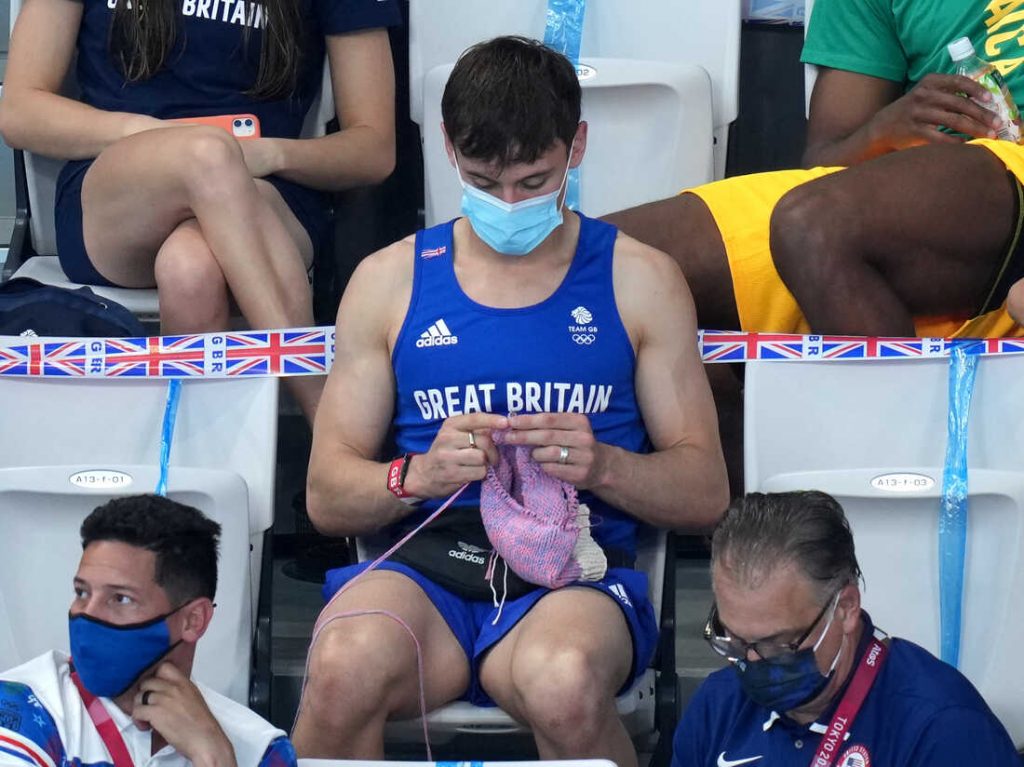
[733, 603, 844, 713]
[69, 606, 184, 698]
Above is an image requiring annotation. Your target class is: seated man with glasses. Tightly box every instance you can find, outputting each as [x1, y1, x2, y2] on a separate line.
[673, 491, 1018, 767]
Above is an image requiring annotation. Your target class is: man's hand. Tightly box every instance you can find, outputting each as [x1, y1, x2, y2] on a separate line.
[403, 412, 509, 499]
[503, 412, 609, 490]
[862, 73, 1002, 152]
[805, 69, 1009, 167]
[133, 663, 237, 767]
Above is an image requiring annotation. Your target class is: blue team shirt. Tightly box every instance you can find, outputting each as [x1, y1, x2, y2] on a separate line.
[672, 612, 1019, 767]
[390, 214, 652, 555]
[71, 0, 401, 133]
[56, 0, 401, 245]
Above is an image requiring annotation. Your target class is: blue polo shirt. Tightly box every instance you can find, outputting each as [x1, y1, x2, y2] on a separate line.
[672, 612, 1019, 767]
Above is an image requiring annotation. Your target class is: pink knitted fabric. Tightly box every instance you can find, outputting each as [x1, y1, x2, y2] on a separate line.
[480, 429, 606, 589]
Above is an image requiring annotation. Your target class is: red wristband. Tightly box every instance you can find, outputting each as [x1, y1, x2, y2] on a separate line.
[387, 453, 421, 505]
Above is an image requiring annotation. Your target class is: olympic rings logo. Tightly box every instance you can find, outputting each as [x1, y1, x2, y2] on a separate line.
[572, 333, 597, 345]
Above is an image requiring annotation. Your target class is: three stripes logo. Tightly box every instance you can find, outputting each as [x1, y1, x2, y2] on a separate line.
[416, 319, 459, 349]
[609, 583, 632, 607]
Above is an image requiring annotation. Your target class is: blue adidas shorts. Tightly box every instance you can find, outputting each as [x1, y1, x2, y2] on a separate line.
[323, 561, 658, 707]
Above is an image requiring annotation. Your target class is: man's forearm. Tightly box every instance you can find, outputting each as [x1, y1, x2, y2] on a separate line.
[306, 454, 417, 538]
[589, 442, 729, 533]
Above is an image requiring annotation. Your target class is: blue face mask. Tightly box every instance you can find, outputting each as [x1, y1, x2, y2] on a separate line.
[456, 144, 574, 256]
[69, 608, 183, 698]
[733, 605, 844, 713]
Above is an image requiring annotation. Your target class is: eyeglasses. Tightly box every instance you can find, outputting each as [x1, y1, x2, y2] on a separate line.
[703, 590, 841, 663]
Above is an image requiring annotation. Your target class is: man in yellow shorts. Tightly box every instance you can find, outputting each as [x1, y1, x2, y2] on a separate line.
[606, 0, 1024, 340]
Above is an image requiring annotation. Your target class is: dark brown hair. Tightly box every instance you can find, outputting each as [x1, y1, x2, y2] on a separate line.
[109, 0, 302, 100]
[441, 35, 581, 167]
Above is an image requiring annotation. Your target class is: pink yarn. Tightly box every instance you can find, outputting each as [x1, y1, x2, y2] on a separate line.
[480, 429, 604, 589]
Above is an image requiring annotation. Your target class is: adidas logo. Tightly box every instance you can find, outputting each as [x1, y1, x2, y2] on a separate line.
[448, 545, 486, 565]
[609, 583, 632, 607]
[416, 319, 459, 348]
[458, 541, 487, 554]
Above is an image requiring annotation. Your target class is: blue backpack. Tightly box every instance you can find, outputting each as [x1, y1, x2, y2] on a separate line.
[0, 277, 146, 338]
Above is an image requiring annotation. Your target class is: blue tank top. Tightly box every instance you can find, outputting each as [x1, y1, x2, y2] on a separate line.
[392, 214, 651, 554]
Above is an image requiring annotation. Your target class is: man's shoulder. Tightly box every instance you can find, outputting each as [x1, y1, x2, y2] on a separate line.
[337, 234, 417, 331]
[880, 637, 993, 712]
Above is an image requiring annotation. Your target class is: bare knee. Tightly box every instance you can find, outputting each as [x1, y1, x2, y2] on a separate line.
[1009, 278, 1024, 324]
[175, 127, 248, 198]
[303, 620, 416, 725]
[154, 235, 229, 331]
[510, 643, 615, 744]
[769, 182, 849, 287]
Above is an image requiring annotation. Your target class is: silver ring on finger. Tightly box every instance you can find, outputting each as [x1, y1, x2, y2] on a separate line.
[558, 445, 570, 465]
[142, 690, 153, 706]
[468, 431, 477, 449]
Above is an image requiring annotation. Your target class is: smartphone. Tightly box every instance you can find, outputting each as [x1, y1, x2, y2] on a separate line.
[169, 113, 261, 140]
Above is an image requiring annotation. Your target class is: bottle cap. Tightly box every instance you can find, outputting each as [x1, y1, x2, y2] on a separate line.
[948, 36, 976, 62]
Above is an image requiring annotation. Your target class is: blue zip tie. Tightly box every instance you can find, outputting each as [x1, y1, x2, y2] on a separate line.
[544, 0, 586, 211]
[155, 379, 182, 496]
[938, 341, 980, 668]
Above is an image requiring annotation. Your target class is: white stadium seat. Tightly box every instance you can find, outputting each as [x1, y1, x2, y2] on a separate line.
[744, 354, 1024, 746]
[0, 370, 278, 706]
[408, 0, 741, 226]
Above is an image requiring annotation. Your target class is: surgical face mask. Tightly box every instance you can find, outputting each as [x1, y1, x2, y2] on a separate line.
[69, 606, 184, 698]
[733, 598, 845, 713]
[455, 143, 575, 256]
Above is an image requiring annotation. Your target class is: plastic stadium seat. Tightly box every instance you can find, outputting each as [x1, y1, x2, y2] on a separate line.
[408, 0, 741, 226]
[0, 467, 253, 703]
[0, 370, 279, 712]
[744, 355, 1024, 746]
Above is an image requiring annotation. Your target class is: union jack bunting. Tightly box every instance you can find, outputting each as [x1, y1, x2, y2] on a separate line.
[105, 335, 207, 377]
[2, 327, 1024, 379]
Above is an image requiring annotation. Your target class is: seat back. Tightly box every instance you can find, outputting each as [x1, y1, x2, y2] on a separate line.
[744, 355, 1024, 746]
[408, 0, 740, 224]
[0, 373, 278, 616]
[419, 60, 713, 225]
[0, 466, 252, 703]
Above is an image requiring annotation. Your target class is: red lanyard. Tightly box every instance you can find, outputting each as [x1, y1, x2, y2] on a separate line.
[809, 634, 889, 767]
[70, 668, 135, 767]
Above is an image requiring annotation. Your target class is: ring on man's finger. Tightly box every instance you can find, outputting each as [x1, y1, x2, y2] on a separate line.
[142, 690, 153, 706]
[468, 431, 477, 449]
[558, 446, 570, 465]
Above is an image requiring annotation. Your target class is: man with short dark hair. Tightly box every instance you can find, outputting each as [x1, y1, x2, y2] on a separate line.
[672, 491, 1018, 767]
[296, 35, 728, 764]
[0, 494, 294, 767]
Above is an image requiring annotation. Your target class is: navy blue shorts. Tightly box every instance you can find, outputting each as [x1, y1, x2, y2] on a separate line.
[54, 158, 328, 287]
[322, 561, 659, 707]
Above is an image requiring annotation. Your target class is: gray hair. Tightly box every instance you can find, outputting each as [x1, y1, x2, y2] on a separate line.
[711, 491, 862, 603]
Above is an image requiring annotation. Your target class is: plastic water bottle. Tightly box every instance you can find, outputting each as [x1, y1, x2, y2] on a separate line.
[948, 36, 1022, 143]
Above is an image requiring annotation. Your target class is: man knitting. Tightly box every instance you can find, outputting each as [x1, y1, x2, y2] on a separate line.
[293, 36, 729, 764]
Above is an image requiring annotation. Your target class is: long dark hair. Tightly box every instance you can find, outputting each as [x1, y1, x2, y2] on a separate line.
[109, 0, 302, 100]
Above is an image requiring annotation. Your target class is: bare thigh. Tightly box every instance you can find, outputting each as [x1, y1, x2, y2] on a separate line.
[603, 194, 738, 329]
[774, 143, 1017, 316]
[80, 126, 312, 286]
[478, 586, 633, 720]
[307, 569, 471, 717]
